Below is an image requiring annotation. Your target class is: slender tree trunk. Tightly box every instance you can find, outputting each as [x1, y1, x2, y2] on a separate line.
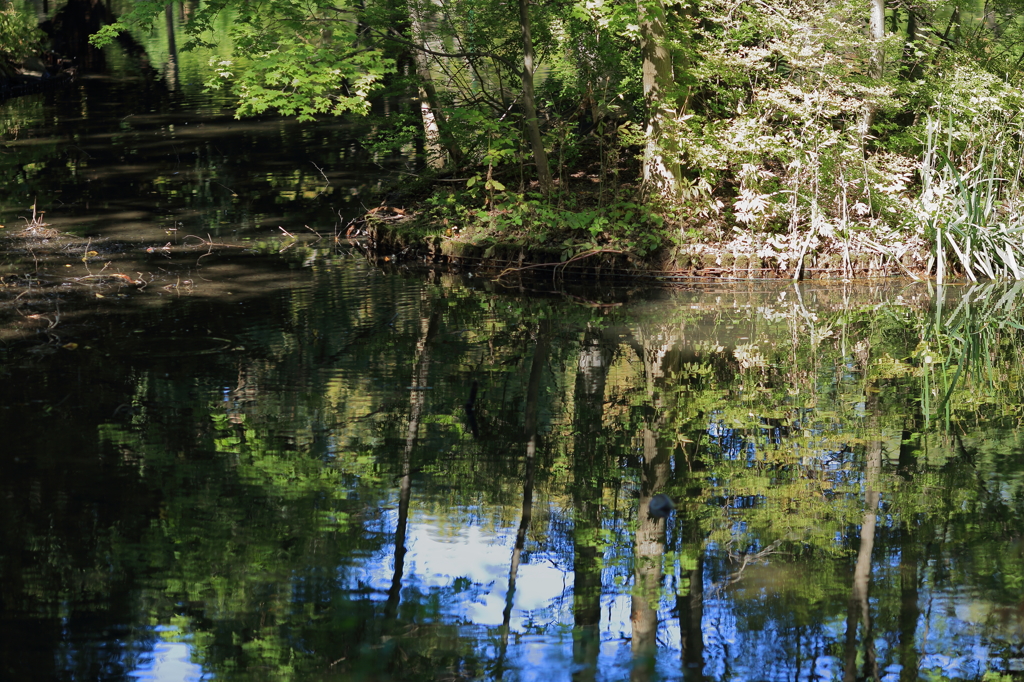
[940, 6, 960, 47]
[869, 0, 885, 79]
[860, 0, 885, 134]
[412, 65, 445, 168]
[409, 1, 462, 167]
[518, 0, 553, 193]
[901, 9, 920, 79]
[673, 0, 696, 115]
[638, 0, 681, 199]
[983, 0, 999, 35]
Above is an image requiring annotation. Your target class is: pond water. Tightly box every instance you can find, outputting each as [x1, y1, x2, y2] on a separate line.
[3, 79, 1024, 682]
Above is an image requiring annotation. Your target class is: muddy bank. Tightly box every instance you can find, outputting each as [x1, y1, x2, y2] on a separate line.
[0, 220, 333, 350]
[367, 218, 930, 281]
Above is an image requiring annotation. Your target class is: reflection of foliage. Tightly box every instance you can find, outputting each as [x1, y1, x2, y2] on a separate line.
[8, 267, 1024, 678]
[0, 96, 56, 220]
[94, 0, 392, 120]
[167, 276, 1024, 675]
[0, 77, 383, 233]
[916, 282, 1024, 427]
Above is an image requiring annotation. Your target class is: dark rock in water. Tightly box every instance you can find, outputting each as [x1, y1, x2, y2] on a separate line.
[649, 493, 675, 519]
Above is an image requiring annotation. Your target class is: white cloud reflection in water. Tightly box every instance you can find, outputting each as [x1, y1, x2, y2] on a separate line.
[377, 506, 573, 626]
[129, 638, 206, 682]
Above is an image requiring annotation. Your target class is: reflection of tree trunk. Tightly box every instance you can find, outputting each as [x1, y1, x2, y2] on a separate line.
[897, 517, 920, 682]
[897, 398, 921, 680]
[898, 401, 922, 480]
[571, 327, 613, 682]
[843, 393, 882, 682]
[677, 552, 704, 675]
[632, 424, 671, 682]
[677, 435, 705, 677]
[164, 3, 178, 91]
[44, 0, 154, 75]
[495, 321, 550, 672]
[385, 308, 440, 619]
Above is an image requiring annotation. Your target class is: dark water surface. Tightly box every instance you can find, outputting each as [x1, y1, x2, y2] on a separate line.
[1, 75, 387, 237]
[3, 81, 1024, 682]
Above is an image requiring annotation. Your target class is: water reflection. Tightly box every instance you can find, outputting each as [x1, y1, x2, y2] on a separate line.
[129, 636, 204, 682]
[2, 261, 1023, 681]
[0, 76, 395, 240]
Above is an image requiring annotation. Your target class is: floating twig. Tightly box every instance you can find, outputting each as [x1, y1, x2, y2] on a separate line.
[496, 248, 627, 280]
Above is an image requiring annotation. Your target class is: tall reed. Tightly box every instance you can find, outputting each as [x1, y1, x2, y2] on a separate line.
[918, 109, 1024, 283]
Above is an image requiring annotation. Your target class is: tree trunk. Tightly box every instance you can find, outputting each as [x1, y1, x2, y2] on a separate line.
[861, 0, 885, 134]
[869, 0, 885, 79]
[518, 0, 553, 193]
[409, 1, 462, 167]
[638, 0, 681, 199]
[901, 9, 920, 80]
[984, 0, 999, 35]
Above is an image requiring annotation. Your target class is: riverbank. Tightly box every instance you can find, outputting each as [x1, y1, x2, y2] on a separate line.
[362, 168, 931, 281]
[370, 218, 929, 280]
[355, 121, 934, 280]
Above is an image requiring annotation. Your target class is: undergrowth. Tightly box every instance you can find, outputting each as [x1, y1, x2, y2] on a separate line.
[422, 182, 675, 261]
